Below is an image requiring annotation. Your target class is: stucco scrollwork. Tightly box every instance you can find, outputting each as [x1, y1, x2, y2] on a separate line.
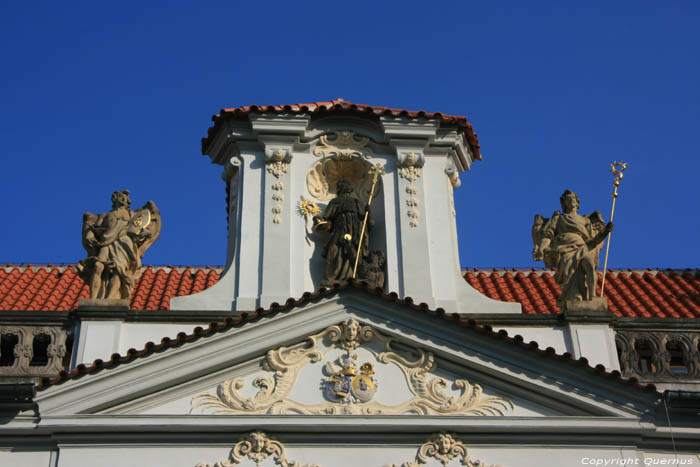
[191, 319, 513, 416]
[313, 130, 371, 160]
[195, 431, 318, 467]
[306, 156, 381, 203]
[385, 432, 501, 467]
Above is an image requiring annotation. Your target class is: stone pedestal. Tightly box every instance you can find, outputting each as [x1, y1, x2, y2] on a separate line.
[562, 297, 612, 318]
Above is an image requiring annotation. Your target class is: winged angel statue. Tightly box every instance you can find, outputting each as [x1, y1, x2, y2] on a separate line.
[77, 190, 161, 300]
[531, 190, 612, 307]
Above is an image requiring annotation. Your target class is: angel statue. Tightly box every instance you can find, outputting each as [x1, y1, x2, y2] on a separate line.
[77, 190, 161, 300]
[532, 190, 613, 309]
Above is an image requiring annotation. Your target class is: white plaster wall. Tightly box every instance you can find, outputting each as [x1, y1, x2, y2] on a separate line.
[73, 321, 202, 366]
[52, 445, 699, 467]
[0, 450, 53, 467]
[495, 326, 572, 355]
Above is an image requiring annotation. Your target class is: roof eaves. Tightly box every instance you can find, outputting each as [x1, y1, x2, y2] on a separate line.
[37, 280, 660, 396]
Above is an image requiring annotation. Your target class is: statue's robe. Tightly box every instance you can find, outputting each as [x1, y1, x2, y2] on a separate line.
[78, 208, 141, 299]
[543, 211, 604, 305]
[318, 195, 371, 285]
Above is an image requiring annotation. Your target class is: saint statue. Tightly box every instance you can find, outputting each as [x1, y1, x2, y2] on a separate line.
[313, 178, 372, 287]
[532, 190, 613, 308]
[77, 190, 161, 300]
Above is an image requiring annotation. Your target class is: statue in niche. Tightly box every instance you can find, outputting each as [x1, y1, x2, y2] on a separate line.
[313, 177, 385, 288]
[532, 190, 612, 310]
[77, 190, 161, 300]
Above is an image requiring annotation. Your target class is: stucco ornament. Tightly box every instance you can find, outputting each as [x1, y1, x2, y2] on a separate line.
[398, 152, 424, 228]
[77, 190, 161, 300]
[265, 148, 291, 224]
[313, 130, 371, 160]
[385, 432, 501, 467]
[531, 190, 613, 310]
[445, 159, 461, 218]
[191, 318, 512, 416]
[306, 156, 381, 203]
[195, 431, 318, 467]
[323, 354, 377, 403]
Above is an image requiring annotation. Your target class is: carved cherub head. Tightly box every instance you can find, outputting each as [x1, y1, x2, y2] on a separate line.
[559, 189, 580, 214]
[436, 433, 455, 455]
[111, 190, 131, 210]
[343, 318, 360, 342]
[247, 431, 268, 453]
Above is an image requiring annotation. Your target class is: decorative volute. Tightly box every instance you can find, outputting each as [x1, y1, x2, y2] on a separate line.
[171, 100, 519, 313]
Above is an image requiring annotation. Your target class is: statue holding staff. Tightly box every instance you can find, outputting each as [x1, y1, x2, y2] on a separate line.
[313, 178, 373, 286]
[532, 190, 613, 309]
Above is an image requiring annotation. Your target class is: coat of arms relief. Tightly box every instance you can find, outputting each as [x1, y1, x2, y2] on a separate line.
[190, 319, 512, 416]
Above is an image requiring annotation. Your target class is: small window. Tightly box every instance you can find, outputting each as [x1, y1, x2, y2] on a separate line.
[634, 339, 656, 374]
[666, 340, 688, 375]
[0, 334, 19, 366]
[30, 333, 51, 367]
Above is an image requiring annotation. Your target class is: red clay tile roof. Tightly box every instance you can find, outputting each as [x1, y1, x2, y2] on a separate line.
[464, 269, 700, 318]
[0, 265, 222, 311]
[202, 99, 483, 160]
[1, 265, 698, 318]
[36, 280, 660, 395]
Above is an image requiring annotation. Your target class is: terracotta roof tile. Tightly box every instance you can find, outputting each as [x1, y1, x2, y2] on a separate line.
[0, 265, 221, 312]
[1, 265, 699, 319]
[36, 280, 661, 395]
[202, 98, 482, 160]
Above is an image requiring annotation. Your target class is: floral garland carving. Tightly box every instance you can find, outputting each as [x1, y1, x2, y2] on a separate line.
[191, 319, 512, 416]
[385, 432, 502, 467]
[399, 153, 422, 228]
[265, 148, 290, 224]
[195, 431, 318, 467]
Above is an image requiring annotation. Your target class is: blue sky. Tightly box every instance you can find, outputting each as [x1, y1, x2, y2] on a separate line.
[1, 2, 698, 270]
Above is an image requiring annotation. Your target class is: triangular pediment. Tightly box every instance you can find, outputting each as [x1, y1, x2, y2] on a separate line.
[35, 290, 658, 419]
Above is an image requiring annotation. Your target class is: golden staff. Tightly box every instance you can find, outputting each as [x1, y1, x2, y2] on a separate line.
[600, 161, 628, 296]
[353, 164, 385, 279]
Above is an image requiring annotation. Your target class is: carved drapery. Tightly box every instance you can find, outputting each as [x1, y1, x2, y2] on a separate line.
[265, 148, 291, 224]
[0, 325, 67, 378]
[191, 319, 512, 416]
[398, 152, 424, 228]
[385, 432, 501, 467]
[615, 330, 700, 381]
[196, 431, 318, 467]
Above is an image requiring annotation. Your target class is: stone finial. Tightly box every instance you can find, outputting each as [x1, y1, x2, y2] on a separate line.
[532, 189, 613, 313]
[77, 190, 162, 300]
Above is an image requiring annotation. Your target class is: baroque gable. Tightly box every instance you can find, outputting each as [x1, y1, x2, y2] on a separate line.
[34, 291, 659, 419]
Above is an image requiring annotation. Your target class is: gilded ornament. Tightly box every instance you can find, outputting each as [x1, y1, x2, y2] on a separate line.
[298, 197, 321, 217]
[323, 354, 377, 403]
